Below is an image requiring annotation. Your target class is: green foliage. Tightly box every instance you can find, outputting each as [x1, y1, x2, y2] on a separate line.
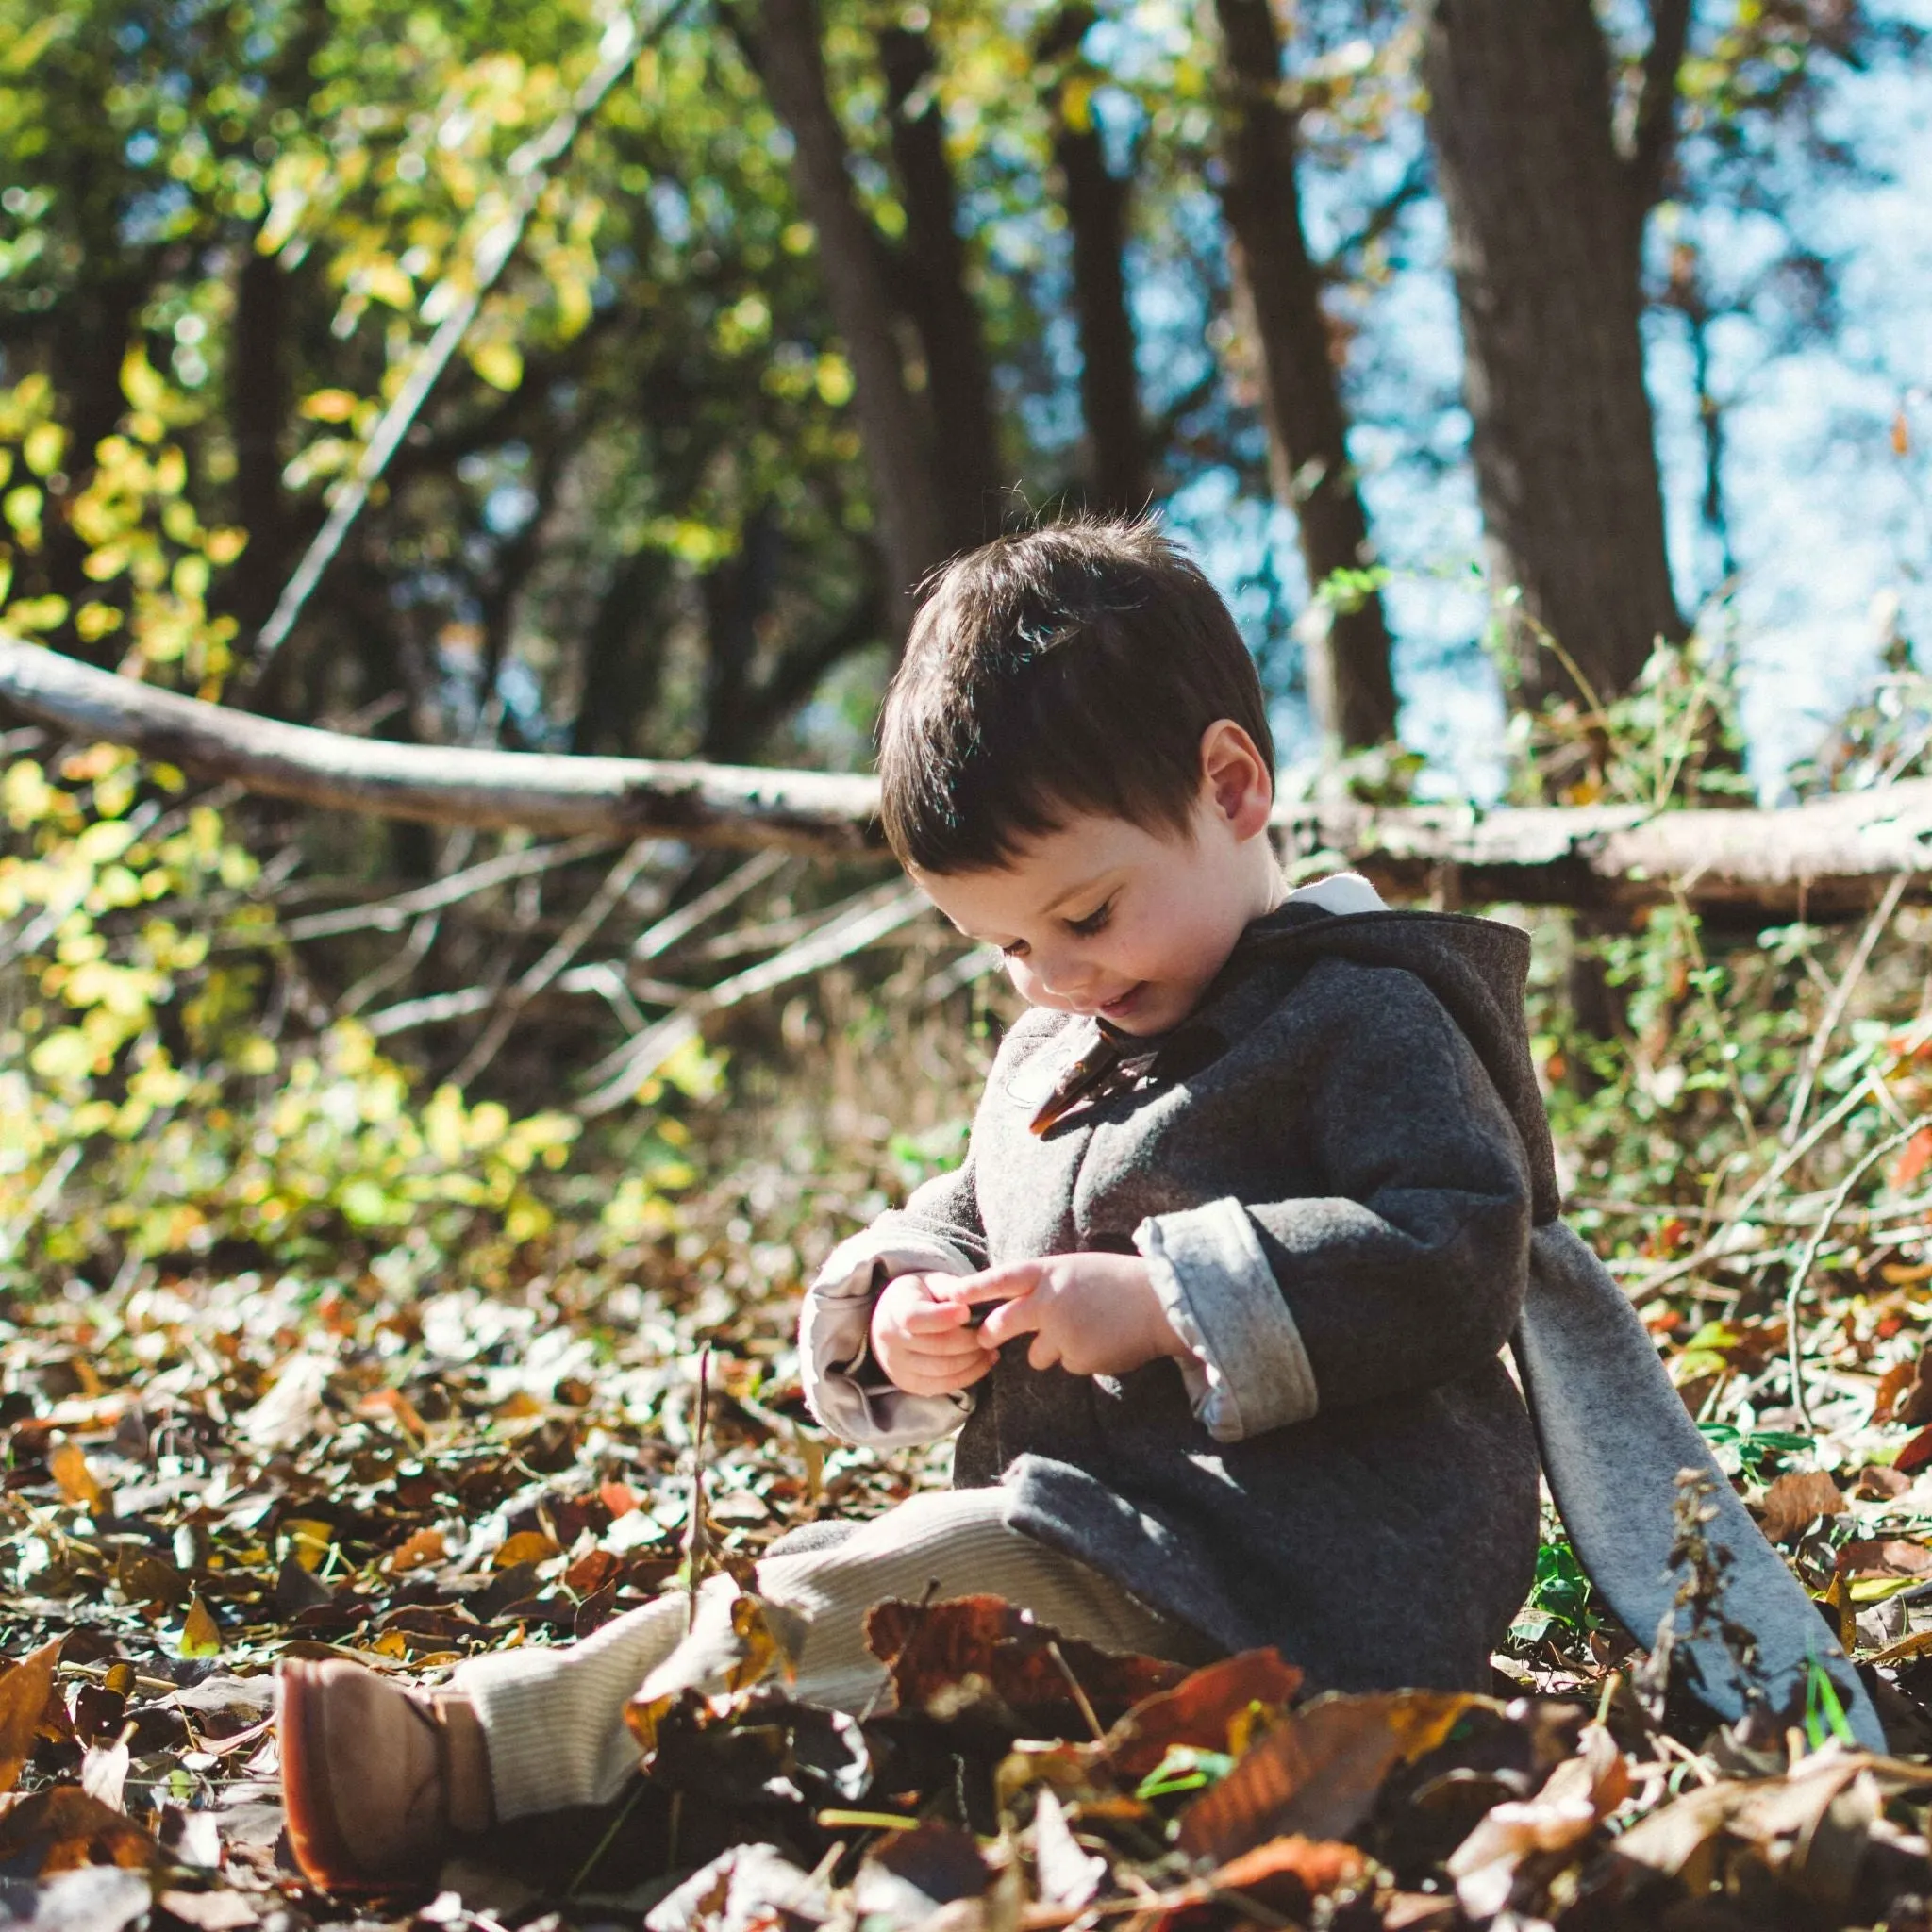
[0, 741, 715, 1289]
[1510, 1537, 1599, 1646]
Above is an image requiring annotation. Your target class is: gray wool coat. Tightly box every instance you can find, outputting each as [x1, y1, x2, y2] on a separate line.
[799, 882, 1881, 1746]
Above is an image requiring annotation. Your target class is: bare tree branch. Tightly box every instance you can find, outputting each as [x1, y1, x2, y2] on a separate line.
[1626, 0, 1694, 225]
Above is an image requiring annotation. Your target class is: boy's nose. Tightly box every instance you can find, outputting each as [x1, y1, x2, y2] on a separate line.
[1035, 954, 1096, 999]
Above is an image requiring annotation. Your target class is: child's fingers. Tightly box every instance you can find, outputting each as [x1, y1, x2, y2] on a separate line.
[895, 1331, 987, 1369]
[976, 1294, 1045, 1348]
[935, 1261, 1041, 1306]
[896, 1298, 972, 1335]
[1026, 1331, 1065, 1373]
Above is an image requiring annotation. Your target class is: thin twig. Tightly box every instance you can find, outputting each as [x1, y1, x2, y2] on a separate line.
[1786, 1119, 1924, 1428]
[1785, 871, 1908, 1146]
[566, 1774, 651, 1897]
[449, 835, 656, 1087]
[1670, 885, 1760, 1161]
[630, 849, 791, 962]
[1045, 1640, 1106, 1743]
[685, 1345, 714, 1636]
[283, 832, 614, 941]
[579, 882, 929, 1114]
[1625, 1073, 1890, 1304]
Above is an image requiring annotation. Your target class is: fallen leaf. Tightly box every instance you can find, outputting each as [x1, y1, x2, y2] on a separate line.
[642, 1842, 831, 1932]
[241, 1348, 333, 1451]
[1874, 1358, 1918, 1424]
[1175, 1690, 1486, 1862]
[1031, 1789, 1107, 1909]
[1104, 1648, 1303, 1781]
[865, 1595, 1185, 1730]
[493, 1529, 561, 1570]
[48, 1439, 104, 1511]
[279, 1519, 335, 1574]
[626, 1589, 790, 1758]
[1447, 1723, 1628, 1918]
[356, 1387, 426, 1437]
[0, 1640, 64, 1793]
[1212, 1835, 1369, 1914]
[862, 1819, 991, 1920]
[175, 1597, 223, 1660]
[0, 1785, 163, 1874]
[1853, 1462, 1912, 1501]
[1895, 1424, 1932, 1476]
[12, 1865, 151, 1932]
[1757, 1470, 1848, 1543]
[383, 1526, 446, 1574]
[76, 1738, 129, 1817]
[1890, 1124, 1932, 1191]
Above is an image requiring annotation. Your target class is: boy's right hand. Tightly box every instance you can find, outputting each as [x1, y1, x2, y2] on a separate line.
[870, 1274, 997, 1397]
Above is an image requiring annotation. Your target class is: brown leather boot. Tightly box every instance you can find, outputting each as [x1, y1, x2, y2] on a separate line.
[278, 1659, 492, 1888]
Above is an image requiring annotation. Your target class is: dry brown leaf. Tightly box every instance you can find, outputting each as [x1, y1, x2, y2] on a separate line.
[0, 1639, 65, 1793]
[865, 1595, 1185, 1730]
[48, 1438, 104, 1511]
[494, 1529, 562, 1570]
[1447, 1723, 1628, 1918]
[1212, 1835, 1369, 1913]
[1853, 1462, 1912, 1501]
[1103, 1648, 1303, 1781]
[79, 1740, 129, 1812]
[1757, 1470, 1848, 1543]
[0, 1785, 163, 1874]
[1175, 1690, 1486, 1862]
[383, 1526, 446, 1574]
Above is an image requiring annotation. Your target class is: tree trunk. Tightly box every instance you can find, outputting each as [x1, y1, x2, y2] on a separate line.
[752, 0, 950, 620]
[1211, 0, 1397, 749]
[223, 248, 294, 637]
[879, 26, 1000, 552]
[1423, 0, 1685, 711]
[1033, 12, 1149, 517]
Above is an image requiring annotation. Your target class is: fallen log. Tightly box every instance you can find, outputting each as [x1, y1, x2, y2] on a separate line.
[6, 635, 1932, 921]
[0, 634, 881, 855]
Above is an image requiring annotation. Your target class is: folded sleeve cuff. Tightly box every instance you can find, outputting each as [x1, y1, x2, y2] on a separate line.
[1136, 1197, 1320, 1442]
[798, 1231, 980, 1448]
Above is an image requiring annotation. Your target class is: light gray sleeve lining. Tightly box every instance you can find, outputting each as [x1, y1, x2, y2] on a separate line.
[1136, 1197, 1320, 1442]
[798, 1230, 980, 1447]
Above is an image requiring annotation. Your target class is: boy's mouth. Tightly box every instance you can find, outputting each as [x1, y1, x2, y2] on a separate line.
[1098, 984, 1146, 1020]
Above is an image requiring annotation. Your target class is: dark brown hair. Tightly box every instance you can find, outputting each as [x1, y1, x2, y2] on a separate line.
[878, 517, 1274, 874]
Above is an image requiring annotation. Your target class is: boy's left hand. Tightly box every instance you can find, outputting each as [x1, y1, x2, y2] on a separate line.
[935, 1254, 1188, 1378]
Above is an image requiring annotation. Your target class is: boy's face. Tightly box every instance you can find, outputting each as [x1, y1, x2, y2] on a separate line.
[912, 723, 1278, 1037]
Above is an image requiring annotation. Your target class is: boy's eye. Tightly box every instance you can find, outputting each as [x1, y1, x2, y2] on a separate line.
[1065, 897, 1115, 938]
[999, 940, 1027, 959]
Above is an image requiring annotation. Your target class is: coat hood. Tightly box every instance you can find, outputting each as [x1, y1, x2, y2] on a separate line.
[1233, 880, 1884, 1750]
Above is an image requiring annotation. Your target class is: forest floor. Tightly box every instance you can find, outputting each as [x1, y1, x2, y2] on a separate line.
[7, 1140, 1932, 1932]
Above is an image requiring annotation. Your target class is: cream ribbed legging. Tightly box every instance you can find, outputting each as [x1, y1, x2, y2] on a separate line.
[454, 1488, 1191, 1819]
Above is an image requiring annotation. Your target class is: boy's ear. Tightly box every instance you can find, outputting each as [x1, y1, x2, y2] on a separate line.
[1199, 719, 1274, 838]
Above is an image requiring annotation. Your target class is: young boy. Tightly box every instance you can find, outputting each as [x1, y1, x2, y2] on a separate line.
[280, 519, 1877, 1887]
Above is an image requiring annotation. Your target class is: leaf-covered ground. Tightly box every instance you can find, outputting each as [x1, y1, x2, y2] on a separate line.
[7, 1133, 1932, 1932]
